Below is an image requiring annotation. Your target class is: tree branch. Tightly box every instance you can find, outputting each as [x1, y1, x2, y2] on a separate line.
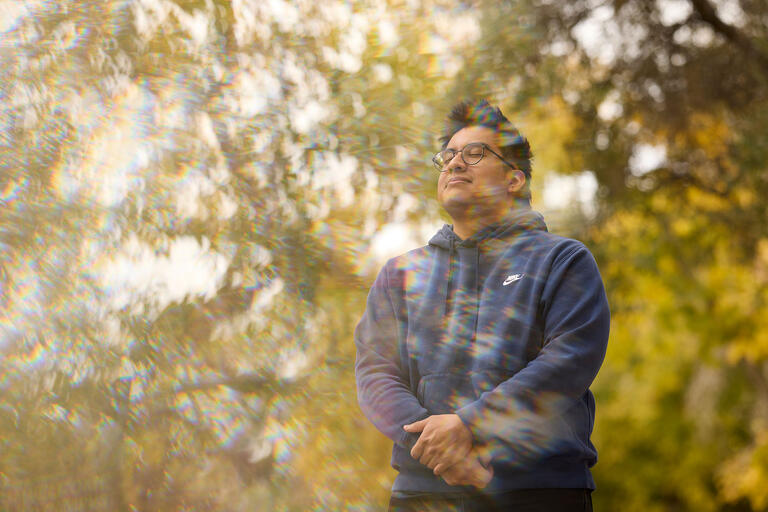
[644, 155, 741, 198]
[689, 0, 768, 79]
[173, 373, 277, 394]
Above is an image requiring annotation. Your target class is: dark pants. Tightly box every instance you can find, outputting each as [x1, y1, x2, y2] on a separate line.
[388, 489, 593, 512]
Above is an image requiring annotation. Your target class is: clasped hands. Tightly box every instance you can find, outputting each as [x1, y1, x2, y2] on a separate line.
[403, 414, 492, 489]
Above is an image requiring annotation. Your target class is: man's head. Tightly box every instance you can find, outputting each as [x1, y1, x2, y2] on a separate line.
[435, 100, 533, 221]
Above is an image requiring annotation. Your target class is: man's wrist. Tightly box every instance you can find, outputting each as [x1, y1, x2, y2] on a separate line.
[454, 408, 479, 442]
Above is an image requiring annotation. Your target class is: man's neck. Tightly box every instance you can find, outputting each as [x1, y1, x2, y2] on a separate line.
[450, 200, 531, 240]
[451, 210, 509, 240]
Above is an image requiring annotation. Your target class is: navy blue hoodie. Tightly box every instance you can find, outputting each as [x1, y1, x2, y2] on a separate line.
[355, 209, 610, 494]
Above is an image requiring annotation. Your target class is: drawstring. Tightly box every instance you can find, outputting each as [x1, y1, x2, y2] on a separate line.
[445, 239, 481, 371]
[473, 244, 480, 337]
[444, 237, 455, 316]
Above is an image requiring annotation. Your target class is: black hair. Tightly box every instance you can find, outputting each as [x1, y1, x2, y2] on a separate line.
[439, 99, 533, 179]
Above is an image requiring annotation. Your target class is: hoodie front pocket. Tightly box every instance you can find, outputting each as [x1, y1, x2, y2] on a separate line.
[419, 373, 476, 414]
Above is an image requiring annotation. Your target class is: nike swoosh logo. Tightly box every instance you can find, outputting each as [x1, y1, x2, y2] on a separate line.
[503, 273, 524, 286]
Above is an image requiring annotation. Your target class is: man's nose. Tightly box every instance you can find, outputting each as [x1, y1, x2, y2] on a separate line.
[445, 151, 465, 172]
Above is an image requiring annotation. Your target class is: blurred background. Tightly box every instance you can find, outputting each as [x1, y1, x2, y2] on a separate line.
[1, 0, 767, 510]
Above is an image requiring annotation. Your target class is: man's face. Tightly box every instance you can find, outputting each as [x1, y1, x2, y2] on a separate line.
[436, 125, 512, 218]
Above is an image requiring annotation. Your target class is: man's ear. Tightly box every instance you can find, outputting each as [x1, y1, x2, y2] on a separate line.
[507, 170, 526, 194]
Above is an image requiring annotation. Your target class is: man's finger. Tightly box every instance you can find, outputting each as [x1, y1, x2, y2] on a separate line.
[478, 449, 492, 468]
[474, 466, 493, 488]
[474, 473, 492, 489]
[422, 454, 437, 469]
[403, 418, 428, 432]
[433, 463, 446, 476]
[430, 451, 455, 469]
[419, 449, 435, 468]
[410, 439, 424, 459]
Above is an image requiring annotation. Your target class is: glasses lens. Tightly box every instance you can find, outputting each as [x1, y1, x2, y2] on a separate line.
[463, 143, 484, 165]
[434, 149, 453, 170]
[432, 153, 444, 171]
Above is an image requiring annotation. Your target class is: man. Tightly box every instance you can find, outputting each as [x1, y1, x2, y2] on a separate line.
[355, 100, 610, 511]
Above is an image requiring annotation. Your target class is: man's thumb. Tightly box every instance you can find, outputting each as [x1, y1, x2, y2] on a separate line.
[403, 418, 428, 432]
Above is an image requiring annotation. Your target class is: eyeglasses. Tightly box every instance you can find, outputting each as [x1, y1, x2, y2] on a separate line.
[432, 142, 519, 172]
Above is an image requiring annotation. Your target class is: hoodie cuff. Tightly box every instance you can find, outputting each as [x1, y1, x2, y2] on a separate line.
[455, 401, 484, 443]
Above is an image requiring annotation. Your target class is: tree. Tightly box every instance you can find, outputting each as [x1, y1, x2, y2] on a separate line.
[0, 0, 458, 509]
[5, 0, 767, 509]
[451, 0, 768, 509]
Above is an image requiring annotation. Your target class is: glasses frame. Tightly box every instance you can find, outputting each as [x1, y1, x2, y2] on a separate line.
[432, 142, 520, 172]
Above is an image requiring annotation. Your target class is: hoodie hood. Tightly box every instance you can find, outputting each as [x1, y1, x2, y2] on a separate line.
[428, 208, 548, 250]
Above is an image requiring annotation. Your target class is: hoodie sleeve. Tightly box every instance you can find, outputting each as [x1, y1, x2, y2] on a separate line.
[456, 244, 610, 457]
[355, 261, 429, 449]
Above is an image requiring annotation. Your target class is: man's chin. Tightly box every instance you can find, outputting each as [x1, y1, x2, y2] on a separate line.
[439, 196, 468, 211]
[440, 199, 483, 219]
